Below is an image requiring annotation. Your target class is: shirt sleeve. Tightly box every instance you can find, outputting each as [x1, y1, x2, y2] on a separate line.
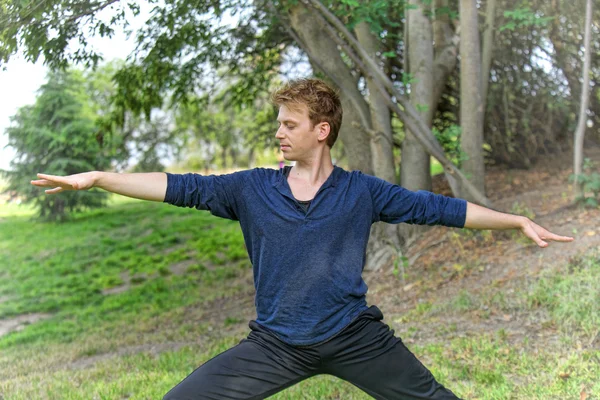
[163, 170, 248, 221]
[361, 172, 467, 228]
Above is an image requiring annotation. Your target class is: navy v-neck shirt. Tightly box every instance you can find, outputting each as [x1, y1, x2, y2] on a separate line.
[164, 166, 467, 345]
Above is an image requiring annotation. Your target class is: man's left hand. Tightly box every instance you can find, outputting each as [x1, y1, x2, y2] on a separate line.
[520, 218, 575, 248]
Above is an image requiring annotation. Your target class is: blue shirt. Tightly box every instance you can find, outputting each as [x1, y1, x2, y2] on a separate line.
[164, 166, 467, 346]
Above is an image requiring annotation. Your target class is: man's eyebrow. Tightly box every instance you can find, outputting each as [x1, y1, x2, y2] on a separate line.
[277, 118, 298, 124]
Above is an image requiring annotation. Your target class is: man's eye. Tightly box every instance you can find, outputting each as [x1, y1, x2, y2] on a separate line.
[287, 125, 295, 129]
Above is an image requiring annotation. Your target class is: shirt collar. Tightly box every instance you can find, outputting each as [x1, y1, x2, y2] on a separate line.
[273, 165, 340, 199]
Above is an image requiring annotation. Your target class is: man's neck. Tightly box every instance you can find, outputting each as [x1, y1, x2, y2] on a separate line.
[289, 149, 334, 186]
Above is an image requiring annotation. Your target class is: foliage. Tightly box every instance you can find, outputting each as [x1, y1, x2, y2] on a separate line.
[0, 0, 141, 69]
[478, 0, 574, 167]
[569, 158, 600, 207]
[1, 0, 288, 153]
[1, 68, 111, 221]
[499, 7, 554, 32]
[89, 60, 183, 172]
[175, 87, 278, 170]
[432, 124, 465, 167]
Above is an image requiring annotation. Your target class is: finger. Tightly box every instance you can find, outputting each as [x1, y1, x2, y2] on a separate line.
[540, 231, 574, 242]
[31, 179, 55, 187]
[531, 235, 548, 247]
[37, 173, 70, 185]
[525, 229, 547, 248]
[45, 187, 63, 194]
[547, 234, 575, 242]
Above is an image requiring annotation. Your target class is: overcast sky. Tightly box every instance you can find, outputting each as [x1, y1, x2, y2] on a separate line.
[0, 4, 151, 171]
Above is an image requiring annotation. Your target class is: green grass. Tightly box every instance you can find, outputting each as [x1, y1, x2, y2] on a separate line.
[0, 198, 599, 399]
[431, 157, 444, 176]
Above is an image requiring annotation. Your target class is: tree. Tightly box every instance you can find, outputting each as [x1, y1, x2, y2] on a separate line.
[402, 0, 434, 192]
[88, 61, 183, 172]
[0, 0, 141, 70]
[355, 21, 396, 184]
[573, 0, 593, 199]
[459, 0, 486, 200]
[481, 0, 497, 108]
[2, 69, 111, 220]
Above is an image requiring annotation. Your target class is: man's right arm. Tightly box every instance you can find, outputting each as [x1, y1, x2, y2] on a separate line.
[31, 171, 168, 202]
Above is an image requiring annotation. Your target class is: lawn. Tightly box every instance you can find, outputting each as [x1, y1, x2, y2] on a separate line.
[0, 197, 598, 399]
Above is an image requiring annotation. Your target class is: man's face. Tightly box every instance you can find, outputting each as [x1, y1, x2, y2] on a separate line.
[275, 104, 324, 161]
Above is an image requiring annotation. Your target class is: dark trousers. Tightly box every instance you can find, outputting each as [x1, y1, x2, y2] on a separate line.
[163, 306, 460, 400]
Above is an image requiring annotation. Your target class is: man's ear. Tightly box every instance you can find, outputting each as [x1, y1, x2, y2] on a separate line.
[316, 122, 331, 143]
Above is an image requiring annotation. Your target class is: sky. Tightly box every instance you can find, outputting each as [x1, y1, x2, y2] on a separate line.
[0, 4, 151, 171]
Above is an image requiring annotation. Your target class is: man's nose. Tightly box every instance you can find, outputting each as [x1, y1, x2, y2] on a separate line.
[275, 127, 285, 139]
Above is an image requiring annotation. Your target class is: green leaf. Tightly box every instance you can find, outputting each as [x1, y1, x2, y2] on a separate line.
[416, 104, 429, 113]
[585, 197, 598, 208]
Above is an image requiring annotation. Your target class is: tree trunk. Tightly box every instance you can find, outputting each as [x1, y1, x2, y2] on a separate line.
[355, 22, 396, 184]
[459, 0, 486, 201]
[287, 5, 373, 174]
[481, 0, 496, 108]
[432, 0, 460, 112]
[402, 0, 434, 192]
[573, 0, 593, 199]
[221, 146, 228, 169]
[354, 22, 404, 272]
[248, 147, 256, 168]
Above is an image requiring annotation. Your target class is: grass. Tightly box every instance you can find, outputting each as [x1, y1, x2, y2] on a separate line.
[0, 197, 599, 399]
[431, 157, 444, 176]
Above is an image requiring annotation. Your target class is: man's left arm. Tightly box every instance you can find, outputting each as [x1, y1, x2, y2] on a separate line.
[464, 202, 574, 248]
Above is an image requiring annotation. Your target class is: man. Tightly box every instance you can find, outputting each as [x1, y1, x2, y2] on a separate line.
[31, 78, 573, 399]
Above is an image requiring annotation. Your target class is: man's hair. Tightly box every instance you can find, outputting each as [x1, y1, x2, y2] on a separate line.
[270, 78, 343, 148]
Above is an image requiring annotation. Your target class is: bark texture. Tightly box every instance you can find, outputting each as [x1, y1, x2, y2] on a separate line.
[459, 0, 486, 200]
[573, 0, 593, 198]
[355, 21, 396, 184]
[402, 0, 434, 192]
[481, 0, 496, 106]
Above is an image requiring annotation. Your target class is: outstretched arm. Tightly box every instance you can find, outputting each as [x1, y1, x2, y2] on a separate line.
[31, 171, 167, 202]
[464, 201, 574, 248]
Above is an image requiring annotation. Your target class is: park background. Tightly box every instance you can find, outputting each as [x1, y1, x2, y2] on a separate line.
[0, 0, 599, 398]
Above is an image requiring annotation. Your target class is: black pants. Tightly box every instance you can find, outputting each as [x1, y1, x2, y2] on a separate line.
[163, 306, 460, 400]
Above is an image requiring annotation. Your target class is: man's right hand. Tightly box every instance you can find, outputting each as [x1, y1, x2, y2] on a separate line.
[31, 172, 97, 194]
[31, 171, 168, 202]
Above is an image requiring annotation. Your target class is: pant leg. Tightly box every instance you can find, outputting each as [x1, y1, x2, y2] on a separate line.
[163, 322, 320, 400]
[320, 306, 461, 400]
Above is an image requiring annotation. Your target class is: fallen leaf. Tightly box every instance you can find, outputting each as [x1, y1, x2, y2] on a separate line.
[558, 371, 570, 379]
[580, 385, 587, 400]
[403, 283, 416, 292]
[585, 231, 596, 236]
